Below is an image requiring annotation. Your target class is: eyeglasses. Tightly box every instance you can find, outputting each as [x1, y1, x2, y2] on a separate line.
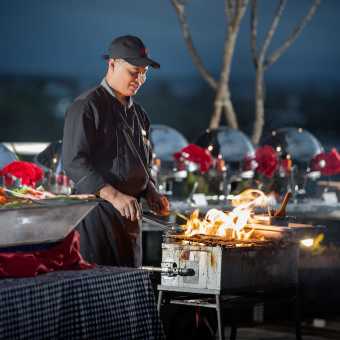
[127, 69, 147, 82]
[115, 60, 148, 82]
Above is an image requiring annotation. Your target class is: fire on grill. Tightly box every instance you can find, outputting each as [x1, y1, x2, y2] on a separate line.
[158, 189, 323, 292]
[179, 189, 290, 243]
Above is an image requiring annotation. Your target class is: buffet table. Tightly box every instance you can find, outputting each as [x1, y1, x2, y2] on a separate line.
[0, 266, 164, 340]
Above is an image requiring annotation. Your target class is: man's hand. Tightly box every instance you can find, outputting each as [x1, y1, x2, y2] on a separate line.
[145, 182, 170, 216]
[99, 184, 141, 221]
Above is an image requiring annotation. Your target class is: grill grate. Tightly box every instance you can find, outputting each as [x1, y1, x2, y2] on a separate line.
[165, 233, 282, 248]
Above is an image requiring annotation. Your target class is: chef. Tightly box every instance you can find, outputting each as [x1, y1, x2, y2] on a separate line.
[62, 35, 169, 267]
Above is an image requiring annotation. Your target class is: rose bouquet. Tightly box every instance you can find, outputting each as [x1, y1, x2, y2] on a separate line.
[311, 148, 340, 176]
[0, 161, 44, 188]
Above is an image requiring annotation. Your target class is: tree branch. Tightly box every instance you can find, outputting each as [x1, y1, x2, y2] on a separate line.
[259, 0, 287, 64]
[218, 0, 248, 128]
[221, 0, 249, 86]
[230, 0, 243, 28]
[265, 0, 321, 69]
[225, 0, 235, 19]
[250, 0, 258, 67]
[170, 0, 218, 90]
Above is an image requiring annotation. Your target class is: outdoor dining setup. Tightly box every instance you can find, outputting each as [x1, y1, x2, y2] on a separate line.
[1, 124, 340, 339]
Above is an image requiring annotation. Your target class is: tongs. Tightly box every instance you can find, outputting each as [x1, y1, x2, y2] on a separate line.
[142, 210, 185, 232]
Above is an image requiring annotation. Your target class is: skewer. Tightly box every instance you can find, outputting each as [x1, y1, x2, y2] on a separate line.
[167, 233, 278, 248]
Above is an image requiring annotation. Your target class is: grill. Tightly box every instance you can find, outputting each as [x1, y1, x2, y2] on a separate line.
[143, 208, 323, 293]
[157, 208, 323, 289]
[142, 209, 324, 340]
[161, 226, 302, 293]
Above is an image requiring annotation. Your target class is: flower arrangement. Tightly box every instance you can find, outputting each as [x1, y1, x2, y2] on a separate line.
[243, 145, 291, 178]
[0, 161, 44, 188]
[254, 145, 279, 178]
[173, 144, 213, 174]
[241, 145, 294, 195]
[172, 144, 217, 197]
[311, 148, 340, 176]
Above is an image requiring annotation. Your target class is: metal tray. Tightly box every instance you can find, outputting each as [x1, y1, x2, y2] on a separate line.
[0, 200, 97, 248]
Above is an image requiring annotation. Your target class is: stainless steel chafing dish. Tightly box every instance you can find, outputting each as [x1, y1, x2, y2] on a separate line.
[0, 200, 97, 248]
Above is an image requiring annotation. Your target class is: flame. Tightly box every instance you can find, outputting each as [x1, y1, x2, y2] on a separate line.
[183, 189, 270, 241]
[231, 189, 269, 209]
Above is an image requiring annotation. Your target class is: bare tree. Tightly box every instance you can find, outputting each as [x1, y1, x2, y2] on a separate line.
[170, 0, 249, 129]
[250, 0, 321, 145]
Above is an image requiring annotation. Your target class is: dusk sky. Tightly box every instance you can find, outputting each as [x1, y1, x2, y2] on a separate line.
[1, 0, 340, 145]
[1, 0, 339, 85]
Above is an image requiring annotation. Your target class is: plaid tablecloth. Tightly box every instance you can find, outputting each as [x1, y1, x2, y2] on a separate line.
[0, 266, 164, 339]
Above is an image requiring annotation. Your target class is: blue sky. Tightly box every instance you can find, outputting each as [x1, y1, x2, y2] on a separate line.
[1, 0, 339, 85]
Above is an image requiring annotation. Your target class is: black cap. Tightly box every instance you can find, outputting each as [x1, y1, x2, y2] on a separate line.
[103, 35, 160, 69]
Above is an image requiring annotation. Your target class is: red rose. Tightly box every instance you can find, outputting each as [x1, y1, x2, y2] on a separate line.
[311, 148, 340, 176]
[174, 144, 213, 174]
[255, 145, 278, 178]
[0, 161, 44, 187]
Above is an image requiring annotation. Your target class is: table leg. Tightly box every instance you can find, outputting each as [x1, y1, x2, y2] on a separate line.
[230, 325, 237, 340]
[216, 294, 225, 340]
[295, 288, 302, 340]
[157, 290, 163, 313]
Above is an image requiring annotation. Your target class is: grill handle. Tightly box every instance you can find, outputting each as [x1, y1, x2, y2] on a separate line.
[140, 264, 195, 277]
[177, 267, 195, 276]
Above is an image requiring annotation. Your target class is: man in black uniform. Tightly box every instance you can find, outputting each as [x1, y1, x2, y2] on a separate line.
[62, 35, 168, 267]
